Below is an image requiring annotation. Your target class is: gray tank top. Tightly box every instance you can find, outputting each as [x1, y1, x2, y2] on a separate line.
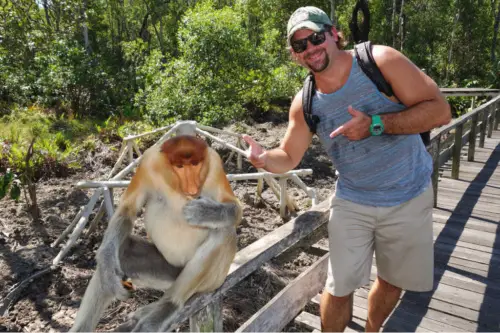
[311, 53, 432, 206]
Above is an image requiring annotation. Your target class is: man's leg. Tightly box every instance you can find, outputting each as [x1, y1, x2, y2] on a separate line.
[320, 291, 353, 332]
[365, 276, 401, 332]
[322, 195, 375, 332]
[369, 185, 434, 332]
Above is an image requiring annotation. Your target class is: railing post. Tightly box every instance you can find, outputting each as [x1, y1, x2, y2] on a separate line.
[279, 177, 287, 218]
[468, 113, 478, 162]
[495, 101, 500, 130]
[479, 109, 488, 148]
[189, 299, 223, 332]
[429, 135, 441, 207]
[452, 123, 463, 179]
[488, 104, 495, 138]
[495, 103, 500, 130]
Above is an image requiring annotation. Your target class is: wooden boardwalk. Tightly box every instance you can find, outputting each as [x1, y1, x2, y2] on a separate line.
[295, 129, 500, 332]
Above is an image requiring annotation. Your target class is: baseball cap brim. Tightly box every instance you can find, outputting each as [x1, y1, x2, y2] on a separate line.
[287, 21, 325, 45]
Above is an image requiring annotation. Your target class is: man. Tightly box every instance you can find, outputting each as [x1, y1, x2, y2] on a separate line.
[243, 6, 451, 332]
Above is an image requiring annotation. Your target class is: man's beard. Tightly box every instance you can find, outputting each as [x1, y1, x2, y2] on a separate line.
[305, 50, 330, 72]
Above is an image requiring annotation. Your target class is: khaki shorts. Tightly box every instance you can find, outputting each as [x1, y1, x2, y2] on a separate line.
[325, 185, 434, 297]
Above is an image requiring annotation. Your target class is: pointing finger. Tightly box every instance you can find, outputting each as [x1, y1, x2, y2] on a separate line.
[330, 125, 345, 138]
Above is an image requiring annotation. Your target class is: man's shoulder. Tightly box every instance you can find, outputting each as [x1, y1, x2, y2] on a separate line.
[370, 44, 401, 63]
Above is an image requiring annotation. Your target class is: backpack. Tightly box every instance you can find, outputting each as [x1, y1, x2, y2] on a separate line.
[302, 41, 431, 146]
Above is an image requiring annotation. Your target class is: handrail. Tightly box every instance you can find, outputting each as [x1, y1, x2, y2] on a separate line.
[429, 96, 499, 142]
[427, 94, 500, 206]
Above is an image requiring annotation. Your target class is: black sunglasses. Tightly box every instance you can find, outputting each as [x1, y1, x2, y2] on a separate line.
[291, 30, 327, 53]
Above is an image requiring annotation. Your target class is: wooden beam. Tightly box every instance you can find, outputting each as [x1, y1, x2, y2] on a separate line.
[236, 254, 329, 332]
[451, 123, 463, 179]
[479, 108, 488, 148]
[189, 298, 222, 332]
[467, 113, 478, 161]
[429, 136, 441, 207]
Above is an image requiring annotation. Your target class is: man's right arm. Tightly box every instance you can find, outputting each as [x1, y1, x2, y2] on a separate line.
[244, 90, 313, 174]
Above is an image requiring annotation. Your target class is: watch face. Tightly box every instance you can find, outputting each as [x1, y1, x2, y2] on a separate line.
[372, 124, 383, 135]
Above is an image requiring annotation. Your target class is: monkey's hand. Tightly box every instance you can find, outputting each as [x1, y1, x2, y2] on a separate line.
[96, 248, 131, 301]
[183, 196, 239, 229]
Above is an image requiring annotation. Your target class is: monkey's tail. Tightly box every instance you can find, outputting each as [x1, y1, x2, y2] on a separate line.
[69, 270, 115, 332]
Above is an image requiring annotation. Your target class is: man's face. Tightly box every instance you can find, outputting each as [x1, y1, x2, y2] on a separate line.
[290, 28, 337, 73]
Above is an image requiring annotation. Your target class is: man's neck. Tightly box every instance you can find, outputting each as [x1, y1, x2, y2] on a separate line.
[313, 50, 352, 94]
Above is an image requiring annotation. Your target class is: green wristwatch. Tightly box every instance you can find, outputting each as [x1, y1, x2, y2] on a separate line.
[370, 115, 384, 136]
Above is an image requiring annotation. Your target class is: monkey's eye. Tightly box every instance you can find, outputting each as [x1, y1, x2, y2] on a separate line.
[176, 165, 183, 168]
[191, 161, 199, 166]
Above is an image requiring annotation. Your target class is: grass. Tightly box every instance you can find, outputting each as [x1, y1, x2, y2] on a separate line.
[0, 106, 155, 178]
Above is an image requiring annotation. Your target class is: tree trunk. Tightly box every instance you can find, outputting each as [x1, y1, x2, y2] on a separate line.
[392, 0, 397, 47]
[445, 11, 460, 82]
[491, 0, 500, 73]
[43, 0, 51, 27]
[398, 0, 405, 51]
[330, 0, 336, 26]
[81, 0, 91, 53]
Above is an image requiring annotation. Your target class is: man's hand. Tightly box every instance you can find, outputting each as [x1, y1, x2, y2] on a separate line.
[242, 134, 267, 169]
[329, 106, 372, 140]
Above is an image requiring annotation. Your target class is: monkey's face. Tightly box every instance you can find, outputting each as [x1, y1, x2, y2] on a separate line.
[172, 155, 204, 197]
[161, 135, 209, 198]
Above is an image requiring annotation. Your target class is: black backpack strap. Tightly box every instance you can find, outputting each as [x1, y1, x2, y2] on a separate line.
[354, 41, 394, 97]
[354, 41, 431, 146]
[302, 73, 320, 134]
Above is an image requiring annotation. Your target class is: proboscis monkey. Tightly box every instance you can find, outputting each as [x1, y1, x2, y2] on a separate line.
[70, 135, 242, 332]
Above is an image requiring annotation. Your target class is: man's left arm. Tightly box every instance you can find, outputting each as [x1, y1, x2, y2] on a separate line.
[374, 45, 451, 134]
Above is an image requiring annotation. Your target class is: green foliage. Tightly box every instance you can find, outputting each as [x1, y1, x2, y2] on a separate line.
[140, 1, 300, 126]
[0, 0, 498, 135]
[0, 169, 20, 201]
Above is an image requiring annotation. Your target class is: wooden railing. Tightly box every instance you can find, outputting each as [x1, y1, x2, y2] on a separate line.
[427, 94, 500, 207]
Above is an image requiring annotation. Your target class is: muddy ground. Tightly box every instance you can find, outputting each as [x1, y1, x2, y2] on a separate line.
[0, 112, 337, 332]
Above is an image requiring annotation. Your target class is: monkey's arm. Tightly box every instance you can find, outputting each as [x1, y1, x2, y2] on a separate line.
[183, 196, 241, 229]
[95, 167, 149, 298]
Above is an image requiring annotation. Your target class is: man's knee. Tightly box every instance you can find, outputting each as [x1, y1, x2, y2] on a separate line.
[377, 276, 402, 292]
[321, 290, 353, 308]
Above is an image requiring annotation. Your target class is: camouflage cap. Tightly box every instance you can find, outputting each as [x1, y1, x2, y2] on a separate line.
[287, 6, 333, 46]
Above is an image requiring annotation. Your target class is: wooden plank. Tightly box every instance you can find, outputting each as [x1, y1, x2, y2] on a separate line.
[294, 311, 368, 333]
[364, 271, 500, 315]
[311, 293, 456, 332]
[436, 187, 500, 204]
[435, 196, 500, 214]
[434, 202, 500, 221]
[237, 254, 329, 332]
[356, 292, 464, 332]
[432, 220, 497, 249]
[433, 239, 500, 266]
[355, 288, 496, 332]
[433, 212, 499, 235]
[437, 178, 500, 196]
[189, 298, 222, 332]
[435, 233, 500, 256]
